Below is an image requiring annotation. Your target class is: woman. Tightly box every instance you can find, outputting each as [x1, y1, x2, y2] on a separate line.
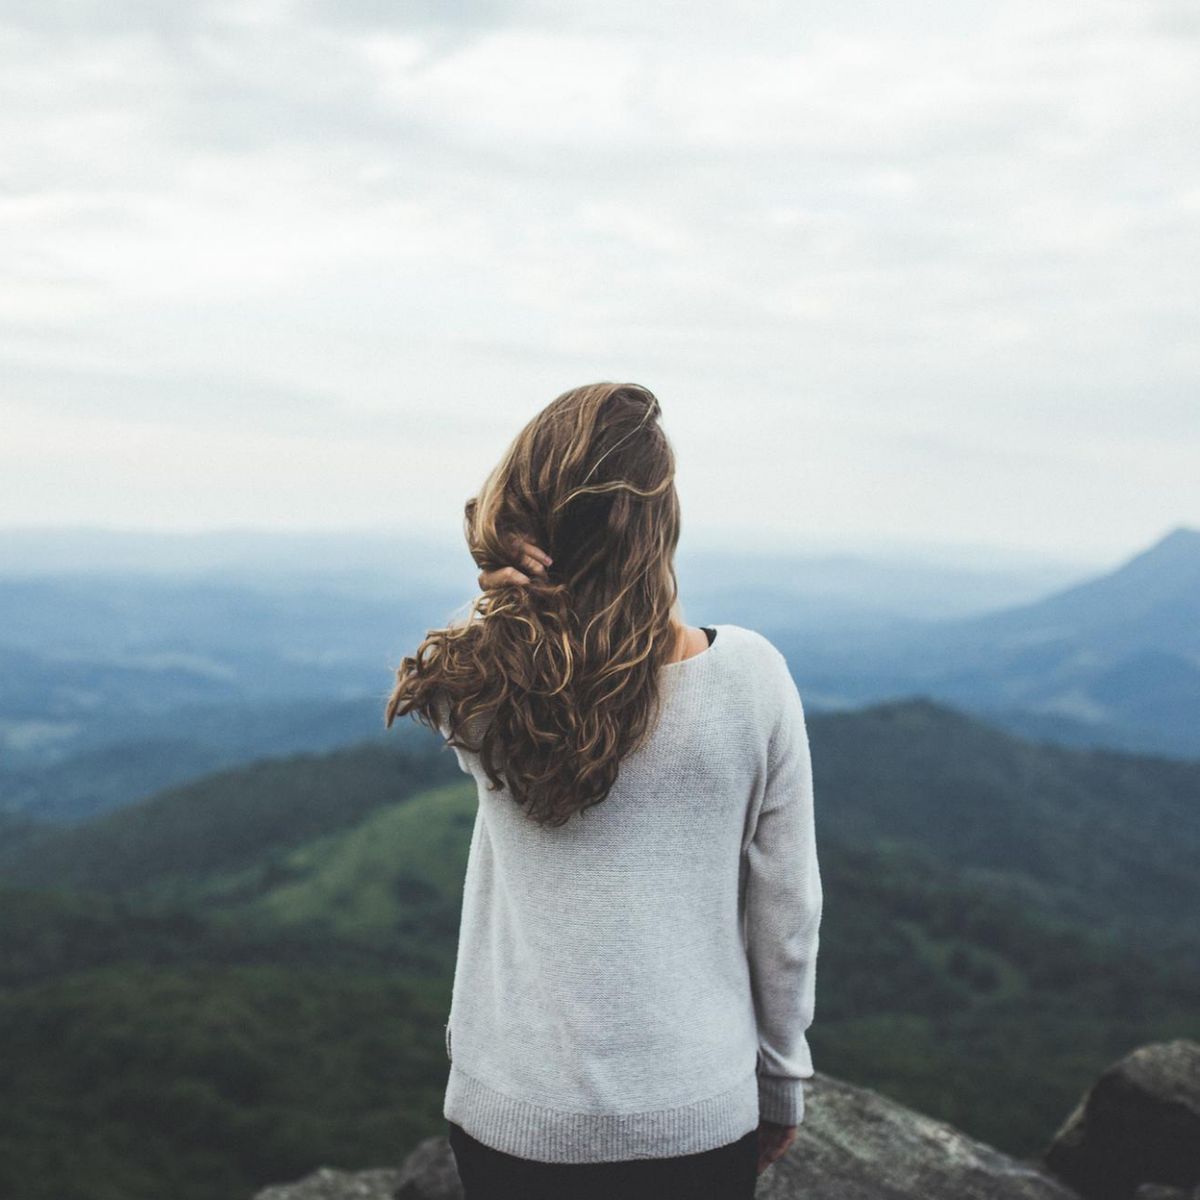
[385, 382, 822, 1199]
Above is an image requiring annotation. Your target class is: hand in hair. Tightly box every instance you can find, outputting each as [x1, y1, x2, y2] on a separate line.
[478, 537, 552, 590]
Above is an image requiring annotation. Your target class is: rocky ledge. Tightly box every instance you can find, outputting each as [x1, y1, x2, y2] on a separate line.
[254, 1039, 1200, 1200]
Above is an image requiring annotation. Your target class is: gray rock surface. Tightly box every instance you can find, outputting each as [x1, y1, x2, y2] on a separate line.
[251, 1139, 464, 1200]
[392, 1136, 464, 1200]
[1131, 1185, 1193, 1200]
[1042, 1039, 1200, 1200]
[251, 1042, 1200, 1200]
[253, 1070, 1079, 1200]
[253, 1167, 402, 1200]
[753, 1070, 1079, 1200]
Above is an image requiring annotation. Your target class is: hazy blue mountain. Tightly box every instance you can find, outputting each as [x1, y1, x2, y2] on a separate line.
[0, 532, 1097, 822]
[921, 525, 1200, 659]
[0, 696, 418, 825]
[0, 571, 453, 817]
[0, 573, 441, 707]
[785, 526, 1200, 758]
[0, 524, 1087, 620]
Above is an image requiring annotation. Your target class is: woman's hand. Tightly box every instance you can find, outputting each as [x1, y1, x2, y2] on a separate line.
[757, 1119, 797, 1174]
[478, 537, 552, 590]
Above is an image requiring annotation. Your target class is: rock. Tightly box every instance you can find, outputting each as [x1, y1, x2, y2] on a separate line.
[253, 1166, 402, 1200]
[252, 1074, 1076, 1200]
[392, 1135, 463, 1200]
[754, 1070, 1079, 1199]
[1042, 1039, 1200, 1200]
[255, 1042, 1200, 1200]
[250, 1138, 462, 1200]
[1132, 1185, 1191, 1200]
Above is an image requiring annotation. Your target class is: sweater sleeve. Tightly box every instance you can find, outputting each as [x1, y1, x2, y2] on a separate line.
[433, 693, 473, 776]
[744, 654, 823, 1125]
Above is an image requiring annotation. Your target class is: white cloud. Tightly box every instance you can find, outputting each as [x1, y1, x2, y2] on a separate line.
[0, 0, 1196, 557]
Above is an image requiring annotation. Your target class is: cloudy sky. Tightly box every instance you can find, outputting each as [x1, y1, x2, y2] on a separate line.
[1, 0, 1197, 565]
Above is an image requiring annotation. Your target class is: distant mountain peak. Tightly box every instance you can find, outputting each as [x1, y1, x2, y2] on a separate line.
[1111, 524, 1200, 586]
[1011, 524, 1200, 624]
[1142, 524, 1200, 560]
[854, 695, 1001, 737]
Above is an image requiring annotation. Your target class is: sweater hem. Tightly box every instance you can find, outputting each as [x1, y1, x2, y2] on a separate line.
[443, 1062, 761, 1163]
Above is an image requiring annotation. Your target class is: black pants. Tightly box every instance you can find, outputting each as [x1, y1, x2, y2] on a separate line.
[447, 1121, 760, 1200]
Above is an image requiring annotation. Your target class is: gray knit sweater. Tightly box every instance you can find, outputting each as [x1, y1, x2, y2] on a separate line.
[436, 622, 822, 1163]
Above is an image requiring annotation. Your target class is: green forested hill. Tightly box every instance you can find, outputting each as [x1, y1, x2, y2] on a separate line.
[7, 696, 1197, 956]
[0, 958, 452, 1200]
[0, 739, 456, 898]
[811, 698, 1200, 954]
[0, 821, 1195, 1200]
[0, 701, 1197, 1200]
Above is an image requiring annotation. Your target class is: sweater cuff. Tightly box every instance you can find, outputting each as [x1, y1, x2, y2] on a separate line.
[757, 1073, 806, 1125]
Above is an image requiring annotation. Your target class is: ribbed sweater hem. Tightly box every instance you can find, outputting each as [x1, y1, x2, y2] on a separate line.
[443, 1062, 761, 1164]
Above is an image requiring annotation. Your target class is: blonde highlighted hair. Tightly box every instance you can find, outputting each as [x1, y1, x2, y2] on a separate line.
[385, 381, 686, 827]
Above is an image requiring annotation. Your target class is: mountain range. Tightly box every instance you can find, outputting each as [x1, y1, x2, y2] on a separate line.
[0, 525, 1195, 830]
[766, 526, 1200, 758]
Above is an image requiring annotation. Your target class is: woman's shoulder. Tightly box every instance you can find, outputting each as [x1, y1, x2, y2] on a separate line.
[716, 623, 788, 666]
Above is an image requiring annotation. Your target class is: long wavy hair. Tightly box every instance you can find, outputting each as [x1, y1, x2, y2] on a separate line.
[384, 381, 687, 828]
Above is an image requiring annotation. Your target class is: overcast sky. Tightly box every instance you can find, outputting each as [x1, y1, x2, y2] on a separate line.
[1, 0, 1196, 566]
